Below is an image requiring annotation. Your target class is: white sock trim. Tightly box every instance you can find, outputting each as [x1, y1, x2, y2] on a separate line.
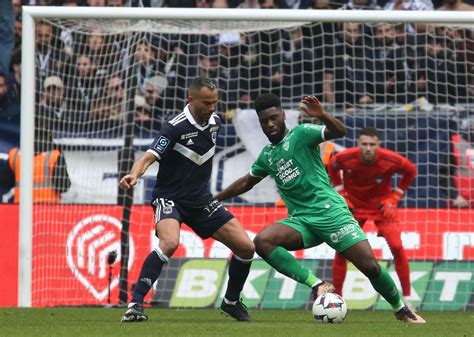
[233, 255, 253, 263]
[393, 302, 405, 312]
[311, 280, 323, 288]
[154, 247, 169, 263]
[223, 297, 237, 305]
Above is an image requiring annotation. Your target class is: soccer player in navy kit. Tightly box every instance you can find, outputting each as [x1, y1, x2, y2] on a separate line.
[120, 77, 255, 322]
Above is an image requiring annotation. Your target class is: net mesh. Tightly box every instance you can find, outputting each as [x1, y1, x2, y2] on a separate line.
[29, 15, 474, 309]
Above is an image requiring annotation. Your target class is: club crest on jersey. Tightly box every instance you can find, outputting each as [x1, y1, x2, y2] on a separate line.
[283, 141, 290, 151]
[154, 136, 170, 153]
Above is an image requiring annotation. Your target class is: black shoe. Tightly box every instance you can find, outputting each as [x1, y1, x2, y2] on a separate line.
[394, 306, 426, 324]
[121, 302, 148, 323]
[220, 299, 252, 322]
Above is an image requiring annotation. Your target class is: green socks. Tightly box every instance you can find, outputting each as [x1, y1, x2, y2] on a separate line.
[265, 246, 321, 287]
[370, 265, 404, 311]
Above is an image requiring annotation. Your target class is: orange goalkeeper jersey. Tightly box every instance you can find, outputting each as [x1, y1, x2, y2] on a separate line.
[328, 147, 416, 211]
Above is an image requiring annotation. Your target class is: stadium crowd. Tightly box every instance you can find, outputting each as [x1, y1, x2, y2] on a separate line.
[0, 0, 473, 207]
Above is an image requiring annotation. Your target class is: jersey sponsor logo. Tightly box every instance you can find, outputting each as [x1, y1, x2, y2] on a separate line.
[154, 136, 171, 153]
[211, 132, 217, 144]
[375, 176, 383, 184]
[276, 159, 301, 185]
[181, 131, 199, 140]
[329, 223, 356, 243]
[304, 124, 320, 130]
[209, 126, 219, 133]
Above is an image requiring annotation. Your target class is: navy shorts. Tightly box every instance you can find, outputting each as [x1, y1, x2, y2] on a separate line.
[151, 197, 234, 239]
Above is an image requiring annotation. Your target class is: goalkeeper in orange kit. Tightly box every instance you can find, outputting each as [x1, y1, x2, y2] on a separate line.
[328, 127, 417, 311]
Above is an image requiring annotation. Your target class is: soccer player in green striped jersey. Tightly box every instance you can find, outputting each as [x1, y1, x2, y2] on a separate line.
[216, 93, 425, 323]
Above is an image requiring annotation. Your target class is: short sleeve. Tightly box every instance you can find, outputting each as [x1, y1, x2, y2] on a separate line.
[296, 123, 326, 146]
[250, 149, 269, 179]
[146, 123, 177, 160]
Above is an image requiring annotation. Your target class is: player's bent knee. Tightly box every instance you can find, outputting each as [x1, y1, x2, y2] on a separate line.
[233, 240, 255, 259]
[364, 261, 381, 279]
[253, 234, 267, 249]
[159, 240, 180, 257]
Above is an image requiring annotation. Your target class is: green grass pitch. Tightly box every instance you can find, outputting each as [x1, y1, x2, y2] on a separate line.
[1, 308, 473, 337]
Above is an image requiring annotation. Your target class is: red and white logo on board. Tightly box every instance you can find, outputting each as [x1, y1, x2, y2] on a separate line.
[66, 215, 135, 300]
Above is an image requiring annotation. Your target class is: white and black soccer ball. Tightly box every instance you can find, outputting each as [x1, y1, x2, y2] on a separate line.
[312, 293, 347, 323]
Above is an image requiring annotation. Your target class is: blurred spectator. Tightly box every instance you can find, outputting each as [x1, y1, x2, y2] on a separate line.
[12, 18, 22, 60]
[212, 0, 230, 6]
[105, 76, 125, 120]
[311, 0, 332, 8]
[12, 0, 22, 20]
[107, 0, 126, 5]
[435, 26, 472, 104]
[195, 0, 215, 6]
[39, 75, 69, 130]
[87, 0, 107, 5]
[0, 0, 14, 75]
[196, 44, 239, 114]
[276, 0, 313, 8]
[236, 0, 260, 7]
[36, 21, 66, 93]
[279, 27, 320, 103]
[86, 30, 123, 78]
[344, 0, 380, 9]
[372, 23, 416, 104]
[415, 34, 458, 105]
[0, 72, 20, 123]
[66, 54, 99, 120]
[437, 0, 474, 10]
[151, 36, 187, 110]
[134, 95, 152, 122]
[132, 38, 160, 94]
[383, 0, 434, 10]
[7, 53, 21, 106]
[145, 75, 168, 100]
[324, 22, 375, 108]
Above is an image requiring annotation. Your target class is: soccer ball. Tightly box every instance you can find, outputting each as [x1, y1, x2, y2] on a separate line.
[312, 293, 347, 323]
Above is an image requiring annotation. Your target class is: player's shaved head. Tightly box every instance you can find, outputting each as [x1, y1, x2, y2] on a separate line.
[188, 77, 218, 97]
[254, 93, 281, 114]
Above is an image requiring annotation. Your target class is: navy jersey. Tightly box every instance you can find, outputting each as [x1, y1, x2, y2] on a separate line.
[146, 104, 220, 207]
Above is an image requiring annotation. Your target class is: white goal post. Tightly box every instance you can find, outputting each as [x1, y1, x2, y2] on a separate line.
[20, 6, 474, 308]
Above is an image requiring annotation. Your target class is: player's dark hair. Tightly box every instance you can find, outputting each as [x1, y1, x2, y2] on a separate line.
[359, 127, 379, 138]
[188, 77, 218, 94]
[254, 93, 281, 114]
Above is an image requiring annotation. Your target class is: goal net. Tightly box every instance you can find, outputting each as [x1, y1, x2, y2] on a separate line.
[20, 7, 473, 310]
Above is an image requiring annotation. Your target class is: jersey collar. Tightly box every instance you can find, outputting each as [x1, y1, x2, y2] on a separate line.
[184, 104, 216, 131]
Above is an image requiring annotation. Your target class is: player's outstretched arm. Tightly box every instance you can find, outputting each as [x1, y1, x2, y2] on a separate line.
[300, 96, 346, 140]
[215, 173, 262, 201]
[119, 152, 156, 189]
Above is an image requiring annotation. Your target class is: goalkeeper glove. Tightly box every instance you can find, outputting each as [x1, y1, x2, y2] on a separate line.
[379, 190, 403, 218]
